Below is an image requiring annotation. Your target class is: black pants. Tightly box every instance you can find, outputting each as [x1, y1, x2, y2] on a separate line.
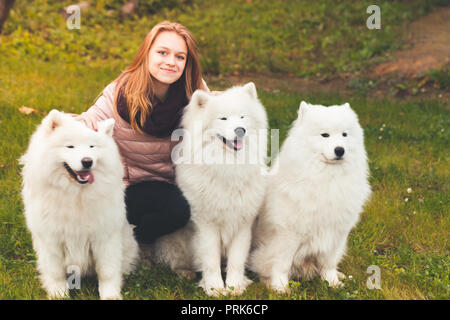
[125, 180, 190, 244]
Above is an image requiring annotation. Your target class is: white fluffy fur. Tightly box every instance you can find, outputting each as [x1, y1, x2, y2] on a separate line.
[153, 83, 268, 296]
[249, 101, 371, 292]
[20, 110, 139, 300]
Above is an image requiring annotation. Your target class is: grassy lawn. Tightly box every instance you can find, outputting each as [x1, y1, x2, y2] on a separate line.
[0, 0, 448, 300]
[0, 55, 448, 300]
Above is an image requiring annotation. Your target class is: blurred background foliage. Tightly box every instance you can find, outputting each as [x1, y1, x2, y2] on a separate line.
[0, 0, 447, 77]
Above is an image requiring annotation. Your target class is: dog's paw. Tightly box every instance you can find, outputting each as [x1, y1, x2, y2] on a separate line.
[321, 269, 344, 288]
[102, 294, 123, 300]
[202, 286, 227, 297]
[100, 290, 123, 300]
[328, 279, 344, 288]
[270, 284, 291, 295]
[47, 290, 69, 300]
[99, 282, 122, 300]
[337, 271, 346, 280]
[46, 282, 69, 300]
[199, 278, 225, 297]
[266, 275, 291, 294]
[226, 276, 253, 295]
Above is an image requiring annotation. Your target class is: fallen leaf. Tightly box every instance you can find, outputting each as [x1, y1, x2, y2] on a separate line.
[19, 106, 38, 115]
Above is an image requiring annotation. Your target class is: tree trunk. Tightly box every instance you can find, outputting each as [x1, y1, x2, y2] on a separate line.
[0, 0, 15, 34]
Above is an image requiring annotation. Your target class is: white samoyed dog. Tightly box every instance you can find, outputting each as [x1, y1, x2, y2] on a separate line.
[152, 83, 268, 296]
[20, 110, 139, 300]
[250, 101, 371, 292]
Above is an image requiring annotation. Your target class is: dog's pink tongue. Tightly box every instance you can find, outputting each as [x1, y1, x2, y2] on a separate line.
[78, 171, 94, 184]
[234, 140, 243, 150]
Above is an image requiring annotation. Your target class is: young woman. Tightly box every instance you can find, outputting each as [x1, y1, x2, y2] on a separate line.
[76, 21, 209, 245]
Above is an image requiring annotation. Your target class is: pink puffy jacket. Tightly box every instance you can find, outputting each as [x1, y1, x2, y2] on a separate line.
[77, 81, 209, 186]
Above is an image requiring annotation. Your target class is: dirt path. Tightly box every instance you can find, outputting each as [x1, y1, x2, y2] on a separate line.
[372, 5, 449, 77]
[209, 5, 449, 104]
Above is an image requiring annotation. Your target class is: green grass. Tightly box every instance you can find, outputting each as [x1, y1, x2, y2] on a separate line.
[0, 0, 449, 300]
[0, 53, 449, 300]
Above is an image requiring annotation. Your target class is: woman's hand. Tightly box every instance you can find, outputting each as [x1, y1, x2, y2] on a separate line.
[70, 113, 98, 131]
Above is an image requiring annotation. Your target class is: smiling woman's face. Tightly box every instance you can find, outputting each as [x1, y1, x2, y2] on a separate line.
[148, 31, 188, 87]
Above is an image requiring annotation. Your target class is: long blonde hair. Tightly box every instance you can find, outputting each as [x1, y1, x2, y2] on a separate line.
[113, 21, 205, 133]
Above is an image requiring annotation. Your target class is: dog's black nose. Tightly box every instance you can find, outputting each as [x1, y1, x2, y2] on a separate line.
[81, 157, 93, 169]
[235, 127, 246, 138]
[334, 147, 345, 158]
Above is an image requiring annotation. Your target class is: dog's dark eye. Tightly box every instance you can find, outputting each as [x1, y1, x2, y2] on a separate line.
[90, 145, 94, 148]
[321, 133, 330, 138]
[66, 145, 74, 149]
[219, 117, 227, 121]
[343, 132, 347, 137]
[241, 116, 245, 119]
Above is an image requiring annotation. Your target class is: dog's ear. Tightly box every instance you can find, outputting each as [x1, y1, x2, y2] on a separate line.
[243, 82, 257, 99]
[190, 89, 210, 108]
[297, 101, 309, 119]
[43, 109, 64, 135]
[97, 118, 115, 137]
[342, 102, 359, 119]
